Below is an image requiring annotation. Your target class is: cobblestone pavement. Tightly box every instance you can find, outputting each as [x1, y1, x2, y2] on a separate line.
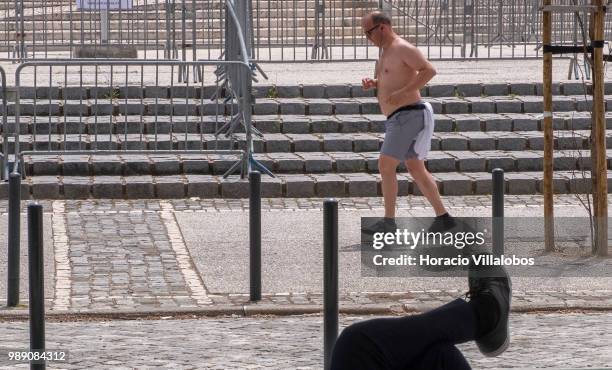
[1, 195, 611, 315]
[52, 200, 211, 312]
[0, 313, 610, 369]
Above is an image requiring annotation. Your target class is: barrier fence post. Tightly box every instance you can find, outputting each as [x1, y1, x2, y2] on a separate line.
[492, 168, 504, 256]
[7, 171, 21, 307]
[323, 199, 338, 370]
[249, 171, 261, 302]
[28, 202, 45, 370]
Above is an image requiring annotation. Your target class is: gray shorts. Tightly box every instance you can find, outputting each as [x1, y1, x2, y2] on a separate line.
[380, 107, 426, 161]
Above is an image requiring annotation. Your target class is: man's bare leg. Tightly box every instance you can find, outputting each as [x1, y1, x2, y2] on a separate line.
[405, 158, 447, 216]
[379, 154, 401, 218]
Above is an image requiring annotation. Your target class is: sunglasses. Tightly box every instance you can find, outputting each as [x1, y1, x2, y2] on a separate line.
[365, 24, 381, 36]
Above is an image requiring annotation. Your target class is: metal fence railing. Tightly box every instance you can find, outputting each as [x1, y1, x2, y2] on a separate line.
[8, 1, 265, 179]
[0, 66, 8, 180]
[3, 0, 612, 62]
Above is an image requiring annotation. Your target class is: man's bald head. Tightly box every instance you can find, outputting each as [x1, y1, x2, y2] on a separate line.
[362, 11, 392, 28]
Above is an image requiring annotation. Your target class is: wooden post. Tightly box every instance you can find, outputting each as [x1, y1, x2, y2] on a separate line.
[543, 0, 555, 252]
[592, 0, 608, 256]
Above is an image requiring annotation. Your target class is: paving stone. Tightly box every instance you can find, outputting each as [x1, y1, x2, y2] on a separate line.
[283, 175, 316, 197]
[343, 174, 378, 196]
[425, 153, 456, 172]
[333, 99, 361, 114]
[310, 117, 340, 133]
[514, 152, 544, 171]
[289, 134, 321, 152]
[221, 177, 249, 198]
[276, 85, 302, 98]
[302, 85, 326, 99]
[62, 177, 91, 199]
[314, 174, 346, 196]
[265, 134, 292, 152]
[562, 82, 590, 95]
[31, 176, 61, 199]
[155, 177, 186, 198]
[307, 99, 333, 115]
[568, 176, 592, 194]
[62, 87, 88, 100]
[62, 155, 89, 176]
[428, 84, 455, 97]
[481, 114, 513, 131]
[253, 117, 282, 133]
[123, 156, 151, 176]
[339, 117, 369, 133]
[483, 83, 508, 96]
[323, 135, 352, 152]
[274, 154, 304, 172]
[303, 154, 333, 172]
[151, 155, 181, 176]
[497, 135, 528, 151]
[332, 154, 366, 172]
[469, 173, 493, 194]
[467, 98, 496, 113]
[536, 173, 569, 194]
[125, 176, 155, 199]
[427, 100, 443, 114]
[495, 98, 523, 113]
[434, 172, 473, 195]
[31, 156, 60, 176]
[506, 173, 538, 194]
[575, 96, 593, 112]
[511, 115, 539, 131]
[510, 83, 535, 95]
[144, 86, 169, 98]
[453, 115, 481, 131]
[254, 99, 279, 115]
[552, 96, 576, 111]
[520, 96, 544, 113]
[326, 84, 351, 98]
[260, 176, 283, 197]
[186, 175, 219, 198]
[433, 115, 453, 132]
[280, 99, 306, 115]
[181, 154, 212, 175]
[439, 135, 468, 150]
[455, 83, 482, 97]
[535, 82, 561, 95]
[92, 156, 123, 176]
[441, 97, 469, 114]
[452, 152, 486, 172]
[92, 176, 124, 198]
[282, 119, 311, 134]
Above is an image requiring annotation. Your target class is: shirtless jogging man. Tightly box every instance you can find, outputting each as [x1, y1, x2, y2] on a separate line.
[360, 11, 456, 234]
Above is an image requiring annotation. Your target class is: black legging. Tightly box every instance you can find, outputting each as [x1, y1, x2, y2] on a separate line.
[331, 298, 475, 370]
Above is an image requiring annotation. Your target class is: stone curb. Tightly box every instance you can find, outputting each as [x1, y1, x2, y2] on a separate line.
[2, 301, 611, 321]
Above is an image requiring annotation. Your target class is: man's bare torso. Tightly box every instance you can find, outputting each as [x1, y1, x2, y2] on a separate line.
[376, 38, 422, 117]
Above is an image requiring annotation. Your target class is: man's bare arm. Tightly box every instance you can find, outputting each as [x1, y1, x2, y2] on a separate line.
[397, 44, 437, 93]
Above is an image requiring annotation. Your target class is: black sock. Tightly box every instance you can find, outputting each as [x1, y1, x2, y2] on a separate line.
[469, 293, 500, 338]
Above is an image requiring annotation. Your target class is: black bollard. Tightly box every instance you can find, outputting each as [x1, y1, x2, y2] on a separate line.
[323, 199, 338, 370]
[28, 203, 45, 370]
[249, 171, 261, 302]
[7, 171, 21, 307]
[492, 168, 504, 256]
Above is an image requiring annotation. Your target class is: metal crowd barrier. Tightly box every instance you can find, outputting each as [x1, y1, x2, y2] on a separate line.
[4, 0, 612, 62]
[11, 59, 254, 178]
[0, 65, 8, 180]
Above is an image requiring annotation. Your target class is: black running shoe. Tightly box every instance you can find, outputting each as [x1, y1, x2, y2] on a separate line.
[361, 218, 397, 235]
[427, 214, 458, 233]
[467, 254, 512, 357]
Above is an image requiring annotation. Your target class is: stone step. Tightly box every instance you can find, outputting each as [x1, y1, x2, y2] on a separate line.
[6, 129, 612, 154]
[19, 149, 612, 177]
[0, 95, 606, 117]
[3, 82, 600, 100]
[3, 170, 611, 199]
[2, 112, 610, 137]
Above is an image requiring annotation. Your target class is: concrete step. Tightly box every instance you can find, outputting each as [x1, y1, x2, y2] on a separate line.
[2, 112, 609, 138]
[2, 112, 608, 136]
[0, 95, 606, 117]
[4, 82, 598, 100]
[6, 129, 612, 155]
[19, 149, 612, 177]
[3, 169, 611, 199]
